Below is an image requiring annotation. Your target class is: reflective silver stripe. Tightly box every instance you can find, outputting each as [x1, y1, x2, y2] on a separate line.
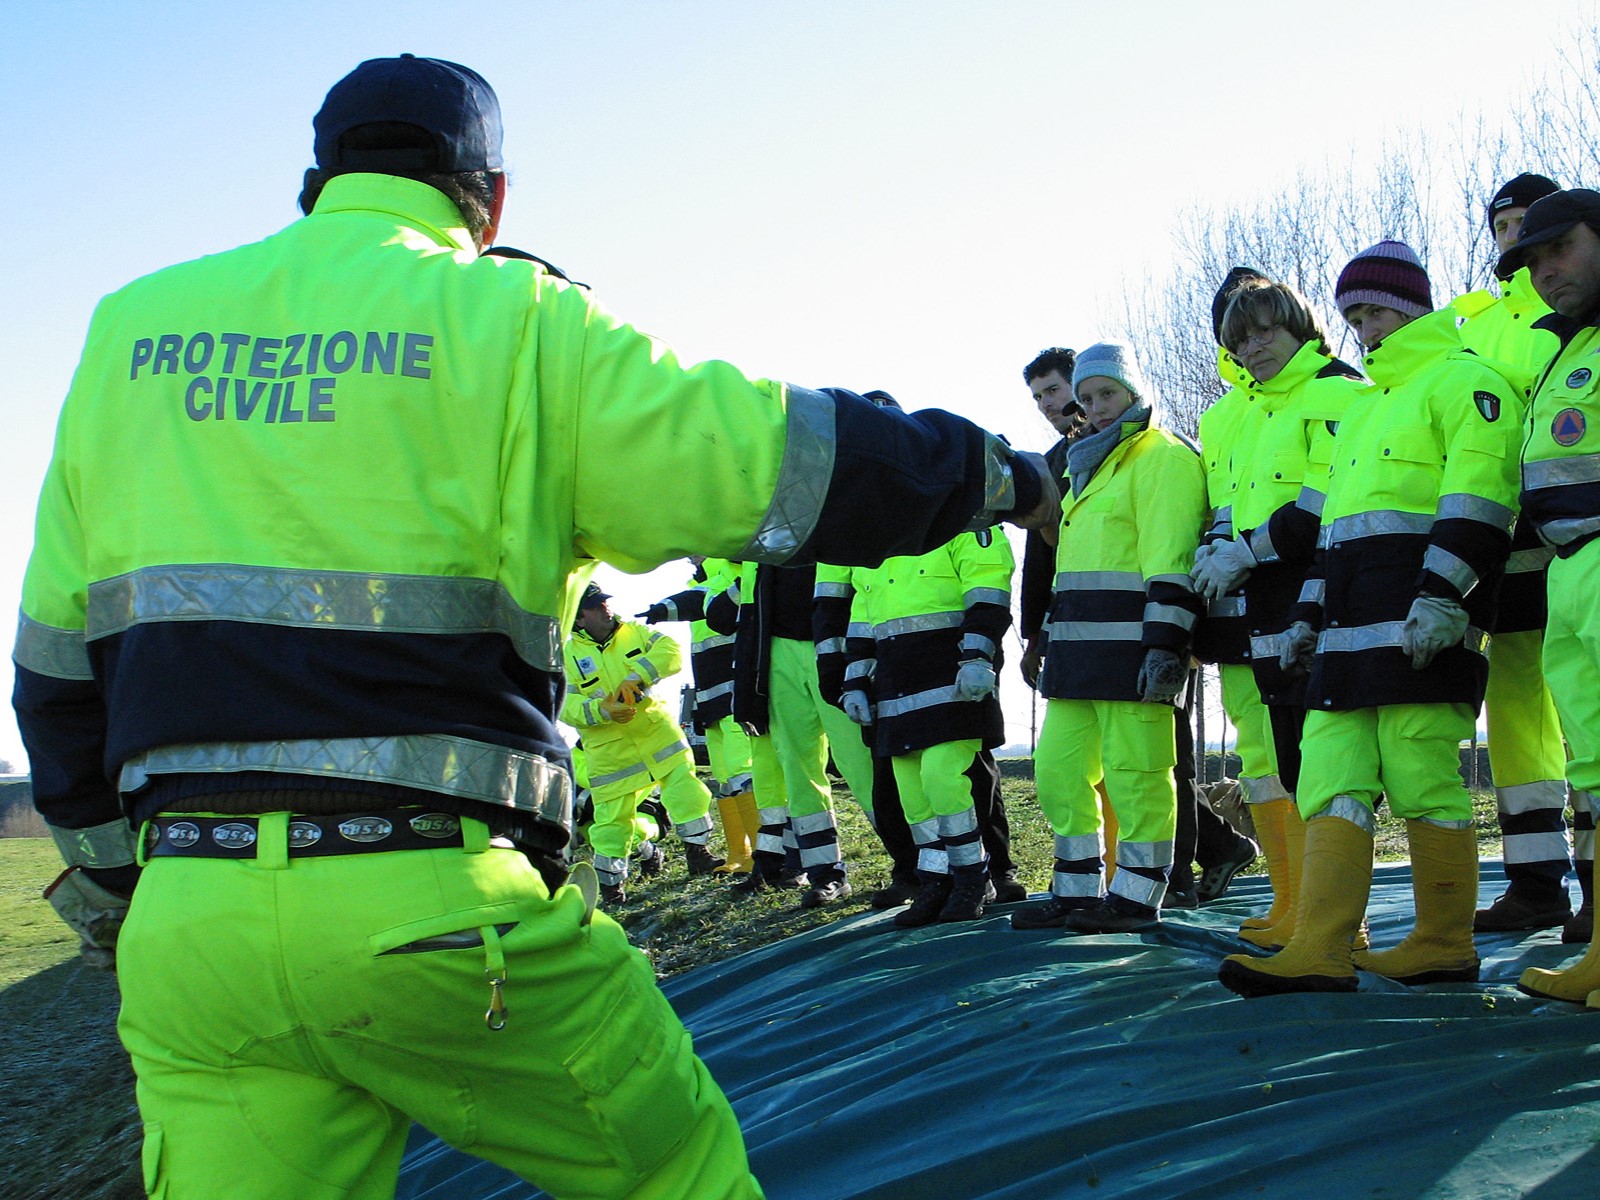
[661, 599, 681, 622]
[676, 814, 714, 841]
[1047, 620, 1144, 642]
[1052, 868, 1101, 898]
[1144, 602, 1196, 630]
[875, 611, 964, 639]
[48, 817, 138, 869]
[814, 581, 852, 599]
[1325, 510, 1433, 542]
[738, 384, 836, 562]
[946, 841, 985, 869]
[1319, 796, 1377, 835]
[1299, 579, 1325, 605]
[1115, 839, 1173, 869]
[1501, 830, 1574, 864]
[1497, 779, 1568, 815]
[1318, 621, 1487, 657]
[1507, 546, 1555, 574]
[918, 846, 951, 875]
[877, 685, 961, 718]
[1247, 525, 1279, 564]
[1250, 632, 1285, 661]
[1524, 452, 1600, 488]
[1213, 504, 1234, 528]
[1296, 487, 1327, 518]
[816, 636, 847, 656]
[1316, 525, 1331, 550]
[1437, 493, 1516, 532]
[1209, 595, 1246, 618]
[975, 434, 1018, 528]
[697, 680, 735, 704]
[792, 809, 839, 837]
[121, 735, 572, 824]
[88, 565, 564, 672]
[961, 633, 997, 658]
[757, 804, 788, 826]
[1538, 515, 1600, 546]
[964, 587, 1010, 608]
[1415, 814, 1475, 831]
[1108, 869, 1163, 908]
[844, 659, 875, 682]
[908, 816, 941, 849]
[1422, 546, 1479, 595]
[692, 632, 735, 654]
[1147, 573, 1195, 589]
[1056, 833, 1101, 861]
[590, 760, 650, 788]
[938, 808, 979, 838]
[633, 655, 663, 683]
[582, 699, 605, 725]
[652, 739, 690, 763]
[592, 854, 627, 886]
[847, 621, 873, 639]
[1243, 774, 1290, 805]
[14, 613, 93, 680]
[1055, 570, 1143, 591]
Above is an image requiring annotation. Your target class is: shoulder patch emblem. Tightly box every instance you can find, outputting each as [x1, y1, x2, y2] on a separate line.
[1566, 367, 1593, 390]
[1473, 390, 1501, 422]
[1552, 408, 1587, 447]
[976, 529, 993, 548]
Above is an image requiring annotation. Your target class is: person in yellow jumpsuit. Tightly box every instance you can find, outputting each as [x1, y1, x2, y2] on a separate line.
[1220, 241, 1521, 997]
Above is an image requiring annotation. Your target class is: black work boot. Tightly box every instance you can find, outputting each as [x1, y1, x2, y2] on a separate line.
[730, 850, 783, 898]
[1474, 884, 1571, 932]
[1062, 894, 1160, 934]
[683, 841, 726, 876]
[894, 877, 953, 928]
[939, 872, 997, 922]
[990, 869, 1029, 904]
[1010, 894, 1092, 930]
[870, 874, 922, 909]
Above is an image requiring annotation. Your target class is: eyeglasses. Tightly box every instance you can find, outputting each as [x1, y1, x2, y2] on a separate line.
[1231, 324, 1281, 352]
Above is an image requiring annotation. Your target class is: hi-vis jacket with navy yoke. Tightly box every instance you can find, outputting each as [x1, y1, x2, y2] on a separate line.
[1232, 341, 1363, 704]
[1194, 347, 1258, 666]
[561, 621, 690, 787]
[836, 530, 1014, 755]
[1040, 416, 1208, 703]
[1521, 318, 1600, 558]
[12, 173, 1033, 863]
[1291, 309, 1521, 711]
[651, 557, 741, 728]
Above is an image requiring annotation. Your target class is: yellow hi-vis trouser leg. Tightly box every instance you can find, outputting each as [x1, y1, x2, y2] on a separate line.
[705, 715, 753, 797]
[1298, 703, 1477, 824]
[767, 637, 842, 877]
[118, 826, 763, 1200]
[1542, 548, 1600, 885]
[891, 739, 986, 876]
[1486, 628, 1572, 891]
[748, 733, 788, 863]
[816, 696, 878, 818]
[1220, 662, 1283, 799]
[1036, 698, 1176, 911]
[653, 747, 716, 844]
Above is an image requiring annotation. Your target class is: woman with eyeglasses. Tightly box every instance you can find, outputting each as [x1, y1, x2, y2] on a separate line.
[1192, 278, 1365, 950]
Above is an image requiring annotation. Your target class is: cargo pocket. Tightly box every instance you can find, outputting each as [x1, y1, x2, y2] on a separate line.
[563, 964, 699, 1179]
[141, 1122, 168, 1199]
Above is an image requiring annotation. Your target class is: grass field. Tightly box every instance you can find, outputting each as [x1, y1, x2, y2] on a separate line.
[0, 772, 1503, 1199]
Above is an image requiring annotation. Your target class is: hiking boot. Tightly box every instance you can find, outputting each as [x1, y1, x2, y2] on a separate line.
[1063, 895, 1160, 934]
[728, 870, 767, 897]
[895, 878, 953, 928]
[683, 841, 726, 876]
[939, 874, 996, 922]
[870, 877, 922, 909]
[1563, 897, 1595, 944]
[776, 870, 810, 890]
[1162, 887, 1200, 910]
[990, 871, 1029, 904]
[635, 840, 665, 877]
[800, 877, 852, 909]
[1010, 894, 1091, 930]
[599, 882, 627, 906]
[1474, 887, 1570, 933]
[1197, 837, 1259, 902]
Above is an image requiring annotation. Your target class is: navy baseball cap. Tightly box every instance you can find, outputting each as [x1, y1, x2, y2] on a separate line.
[1497, 188, 1600, 278]
[314, 54, 503, 173]
[578, 583, 612, 609]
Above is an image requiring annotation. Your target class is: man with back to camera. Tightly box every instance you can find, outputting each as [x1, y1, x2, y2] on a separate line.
[13, 54, 1059, 1199]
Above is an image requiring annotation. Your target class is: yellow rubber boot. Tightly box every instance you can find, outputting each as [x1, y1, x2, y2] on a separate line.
[1098, 781, 1118, 886]
[1239, 798, 1305, 948]
[1239, 793, 1284, 931]
[1354, 820, 1480, 985]
[712, 791, 755, 875]
[1218, 810, 1373, 997]
[1521, 855, 1600, 1003]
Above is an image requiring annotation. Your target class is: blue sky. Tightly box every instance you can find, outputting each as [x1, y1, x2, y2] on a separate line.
[0, 0, 1590, 768]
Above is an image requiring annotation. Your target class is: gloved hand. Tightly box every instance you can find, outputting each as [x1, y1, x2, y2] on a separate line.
[1136, 648, 1187, 704]
[1192, 540, 1218, 572]
[636, 603, 669, 624]
[954, 659, 998, 702]
[1278, 621, 1318, 674]
[601, 688, 639, 723]
[1020, 636, 1045, 690]
[43, 866, 134, 970]
[1193, 535, 1257, 602]
[842, 689, 874, 726]
[1399, 594, 1469, 670]
[616, 676, 646, 703]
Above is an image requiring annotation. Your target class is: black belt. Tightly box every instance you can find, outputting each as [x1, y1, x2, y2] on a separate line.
[144, 810, 513, 860]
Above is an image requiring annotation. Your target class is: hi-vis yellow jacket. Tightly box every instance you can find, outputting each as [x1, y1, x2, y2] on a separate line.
[1194, 346, 1260, 665]
[1521, 320, 1600, 557]
[13, 172, 1028, 864]
[1041, 415, 1207, 702]
[561, 621, 691, 793]
[1293, 309, 1521, 710]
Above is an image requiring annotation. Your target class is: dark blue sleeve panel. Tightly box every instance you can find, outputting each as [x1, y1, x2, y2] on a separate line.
[12, 665, 118, 831]
[803, 389, 1038, 568]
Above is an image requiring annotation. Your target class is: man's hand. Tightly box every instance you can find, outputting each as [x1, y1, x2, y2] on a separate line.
[636, 604, 669, 624]
[1020, 637, 1045, 690]
[954, 660, 998, 702]
[1008, 451, 1063, 534]
[601, 686, 639, 723]
[1136, 648, 1186, 704]
[1399, 594, 1469, 670]
[1194, 535, 1256, 602]
[842, 689, 874, 726]
[43, 866, 133, 970]
[1278, 621, 1318, 674]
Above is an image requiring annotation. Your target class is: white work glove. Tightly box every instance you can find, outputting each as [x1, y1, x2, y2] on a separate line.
[1279, 621, 1318, 674]
[1399, 594, 1469, 670]
[43, 867, 130, 970]
[1136, 648, 1187, 704]
[842, 689, 874, 726]
[1194, 535, 1257, 603]
[1192, 540, 1218, 572]
[953, 659, 998, 702]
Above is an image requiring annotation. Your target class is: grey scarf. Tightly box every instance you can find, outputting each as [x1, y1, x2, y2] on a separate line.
[1065, 402, 1152, 497]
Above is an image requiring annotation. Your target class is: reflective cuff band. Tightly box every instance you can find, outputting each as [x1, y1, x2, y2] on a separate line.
[1209, 595, 1246, 618]
[1115, 839, 1173, 869]
[1497, 780, 1568, 815]
[737, 384, 836, 562]
[632, 656, 663, 683]
[49, 817, 138, 870]
[816, 636, 847, 656]
[1248, 525, 1280, 565]
[1320, 796, 1376, 835]
[814, 581, 852, 599]
[14, 613, 93, 680]
[1144, 602, 1197, 631]
[1437, 492, 1516, 532]
[1296, 487, 1327, 518]
[961, 633, 997, 659]
[1422, 545, 1479, 596]
[963, 588, 1010, 609]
